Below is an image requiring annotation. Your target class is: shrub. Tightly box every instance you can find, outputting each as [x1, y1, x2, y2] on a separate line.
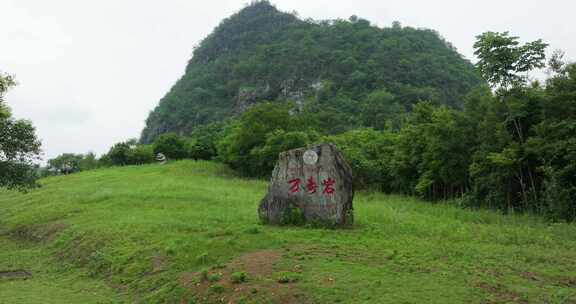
[126, 145, 154, 165]
[324, 128, 397, 191]
[275, 271, 301, 283]
[280, 207, 305, 226]
[153, 133, 188, 160]
[207, 273, 221, 282]
[108, 143, 131, 166]
[187, 123, 223, 160]
[230, 271, 247, 283]
[209, 284, 225, 294]
[217, 102, 321, 177]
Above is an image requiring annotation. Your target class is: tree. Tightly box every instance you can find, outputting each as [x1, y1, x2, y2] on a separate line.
[474, 31, 547, 92]
[186, 123, 223, 160]
[217, 102, 322, 177]
[79, 152, 99, 171]
[528, 63, 576, 220]
[468, 32, 549, 213]
[359, 89, 405, 130]
[106, 142, 131, 166]
[126, 145, 155, 165]
[153, 133, 188, 160]
[324, 128, 397, 191]
[250, 129, 319, 175]
[0, 72, 42, 190]
[48, 153, 84, 174]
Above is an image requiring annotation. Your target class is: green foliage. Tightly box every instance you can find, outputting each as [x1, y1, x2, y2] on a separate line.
[199, 269, 209, 282]
[141, 2, 482, 143]
[126, 145, 155, 165]
[324, 128, 397, 191]
[528, 63, 576, 221]
[217, 102, 318, 176]
[250, 129, 320, 175]
[186, 123, 223, 160]
[0, 72, 41, 191]
[275, 271, 302, 283]
[101, 140, 155, 167]
[280, 206, 306, 226]
[230, 271, 248, 284]
[474, 31, 548, 91]
[153, 133, 188, 160]
[359, 89, 406, 130]
[207, 273, 221, 282]
[47, 152, 101, 175]
[79, 152, 99, 171]
[48, 154, 84, 174]
[106, 142, 132, 166]
[208, 284, 225, 294]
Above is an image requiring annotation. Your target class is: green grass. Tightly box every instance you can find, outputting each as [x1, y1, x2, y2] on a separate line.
[0, 160, 575, 303]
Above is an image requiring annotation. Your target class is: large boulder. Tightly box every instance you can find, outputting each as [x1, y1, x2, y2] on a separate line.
[258, 143, 354, 227]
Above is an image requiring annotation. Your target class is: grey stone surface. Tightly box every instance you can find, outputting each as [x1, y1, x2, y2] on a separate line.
[258, 143, 354, 226]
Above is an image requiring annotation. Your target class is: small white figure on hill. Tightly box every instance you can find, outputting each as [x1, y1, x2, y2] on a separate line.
[156, 153, 167, 165]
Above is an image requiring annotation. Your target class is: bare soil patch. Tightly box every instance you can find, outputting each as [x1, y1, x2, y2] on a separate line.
[476, 282, 528, 304]
[0, 269, 32, 280]
[9, 222, 67, 242]
[180, 249, 309, 304]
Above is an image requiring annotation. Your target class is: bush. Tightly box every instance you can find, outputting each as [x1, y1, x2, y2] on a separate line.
[106, 142, 131, 166]
[275, 271, 301, 283]
[230, 271, 247, 283]
[250, 130, 319, 176]
[153, 133, 188, 160]
[207, 273, 221, 282]
[187, 123, 223, 160]
[324, 128, 397, 191]
[280, 206, 306, 226]
[126, 145, 154, 165]
[217, 102, 320, 177]
[209, 284, 225, 294]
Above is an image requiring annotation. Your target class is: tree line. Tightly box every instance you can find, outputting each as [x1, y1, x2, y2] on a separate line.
[5, 31, 575, 222]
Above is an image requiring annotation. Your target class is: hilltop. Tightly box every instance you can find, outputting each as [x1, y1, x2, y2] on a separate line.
[1, 161, 575, 303]
[140, 1, 483, 143]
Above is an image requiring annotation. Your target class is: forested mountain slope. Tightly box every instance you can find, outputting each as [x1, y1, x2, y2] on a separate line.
[141, 1, 483, 143]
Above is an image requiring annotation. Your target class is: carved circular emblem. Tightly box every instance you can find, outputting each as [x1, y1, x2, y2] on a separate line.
[303, 150, 318, 165]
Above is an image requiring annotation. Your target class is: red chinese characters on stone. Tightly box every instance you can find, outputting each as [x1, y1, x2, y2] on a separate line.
[288, 178, 301, 193]
[306, 177, 317, 194]
[288, 177, 335, 195]
[322, 178, 336, 195]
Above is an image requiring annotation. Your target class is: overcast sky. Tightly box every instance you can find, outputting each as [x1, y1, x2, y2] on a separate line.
[1, 0, 574, 162]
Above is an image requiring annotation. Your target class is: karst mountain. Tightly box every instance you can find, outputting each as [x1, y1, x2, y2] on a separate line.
[141, 1, 483, 143]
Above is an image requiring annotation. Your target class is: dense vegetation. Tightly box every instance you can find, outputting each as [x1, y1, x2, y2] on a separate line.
[140, 1, 482, 143]
[0, 72, 41, 190]
[2, 161, 575, 303]
[47, 4, 574, 222]
[47, 17, 573, 224]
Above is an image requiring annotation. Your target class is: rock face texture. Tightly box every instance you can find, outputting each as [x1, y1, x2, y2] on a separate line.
[258, 143, 354, 226]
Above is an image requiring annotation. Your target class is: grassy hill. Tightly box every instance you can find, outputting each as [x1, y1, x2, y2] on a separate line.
[1, 161, 575, 303]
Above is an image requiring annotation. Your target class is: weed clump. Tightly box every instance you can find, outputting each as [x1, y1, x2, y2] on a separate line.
[207, 273, 221, 282]
[209, 284, 224, 294]
[230, 271, 247, 283]
[280, 207, 305, 226]
[199, 269, 209, 282]
[275, 271, 301, 283]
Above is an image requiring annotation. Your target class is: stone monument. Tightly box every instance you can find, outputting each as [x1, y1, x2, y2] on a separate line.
[258, 143, 354, 227]
[156, 153, 167, 165]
